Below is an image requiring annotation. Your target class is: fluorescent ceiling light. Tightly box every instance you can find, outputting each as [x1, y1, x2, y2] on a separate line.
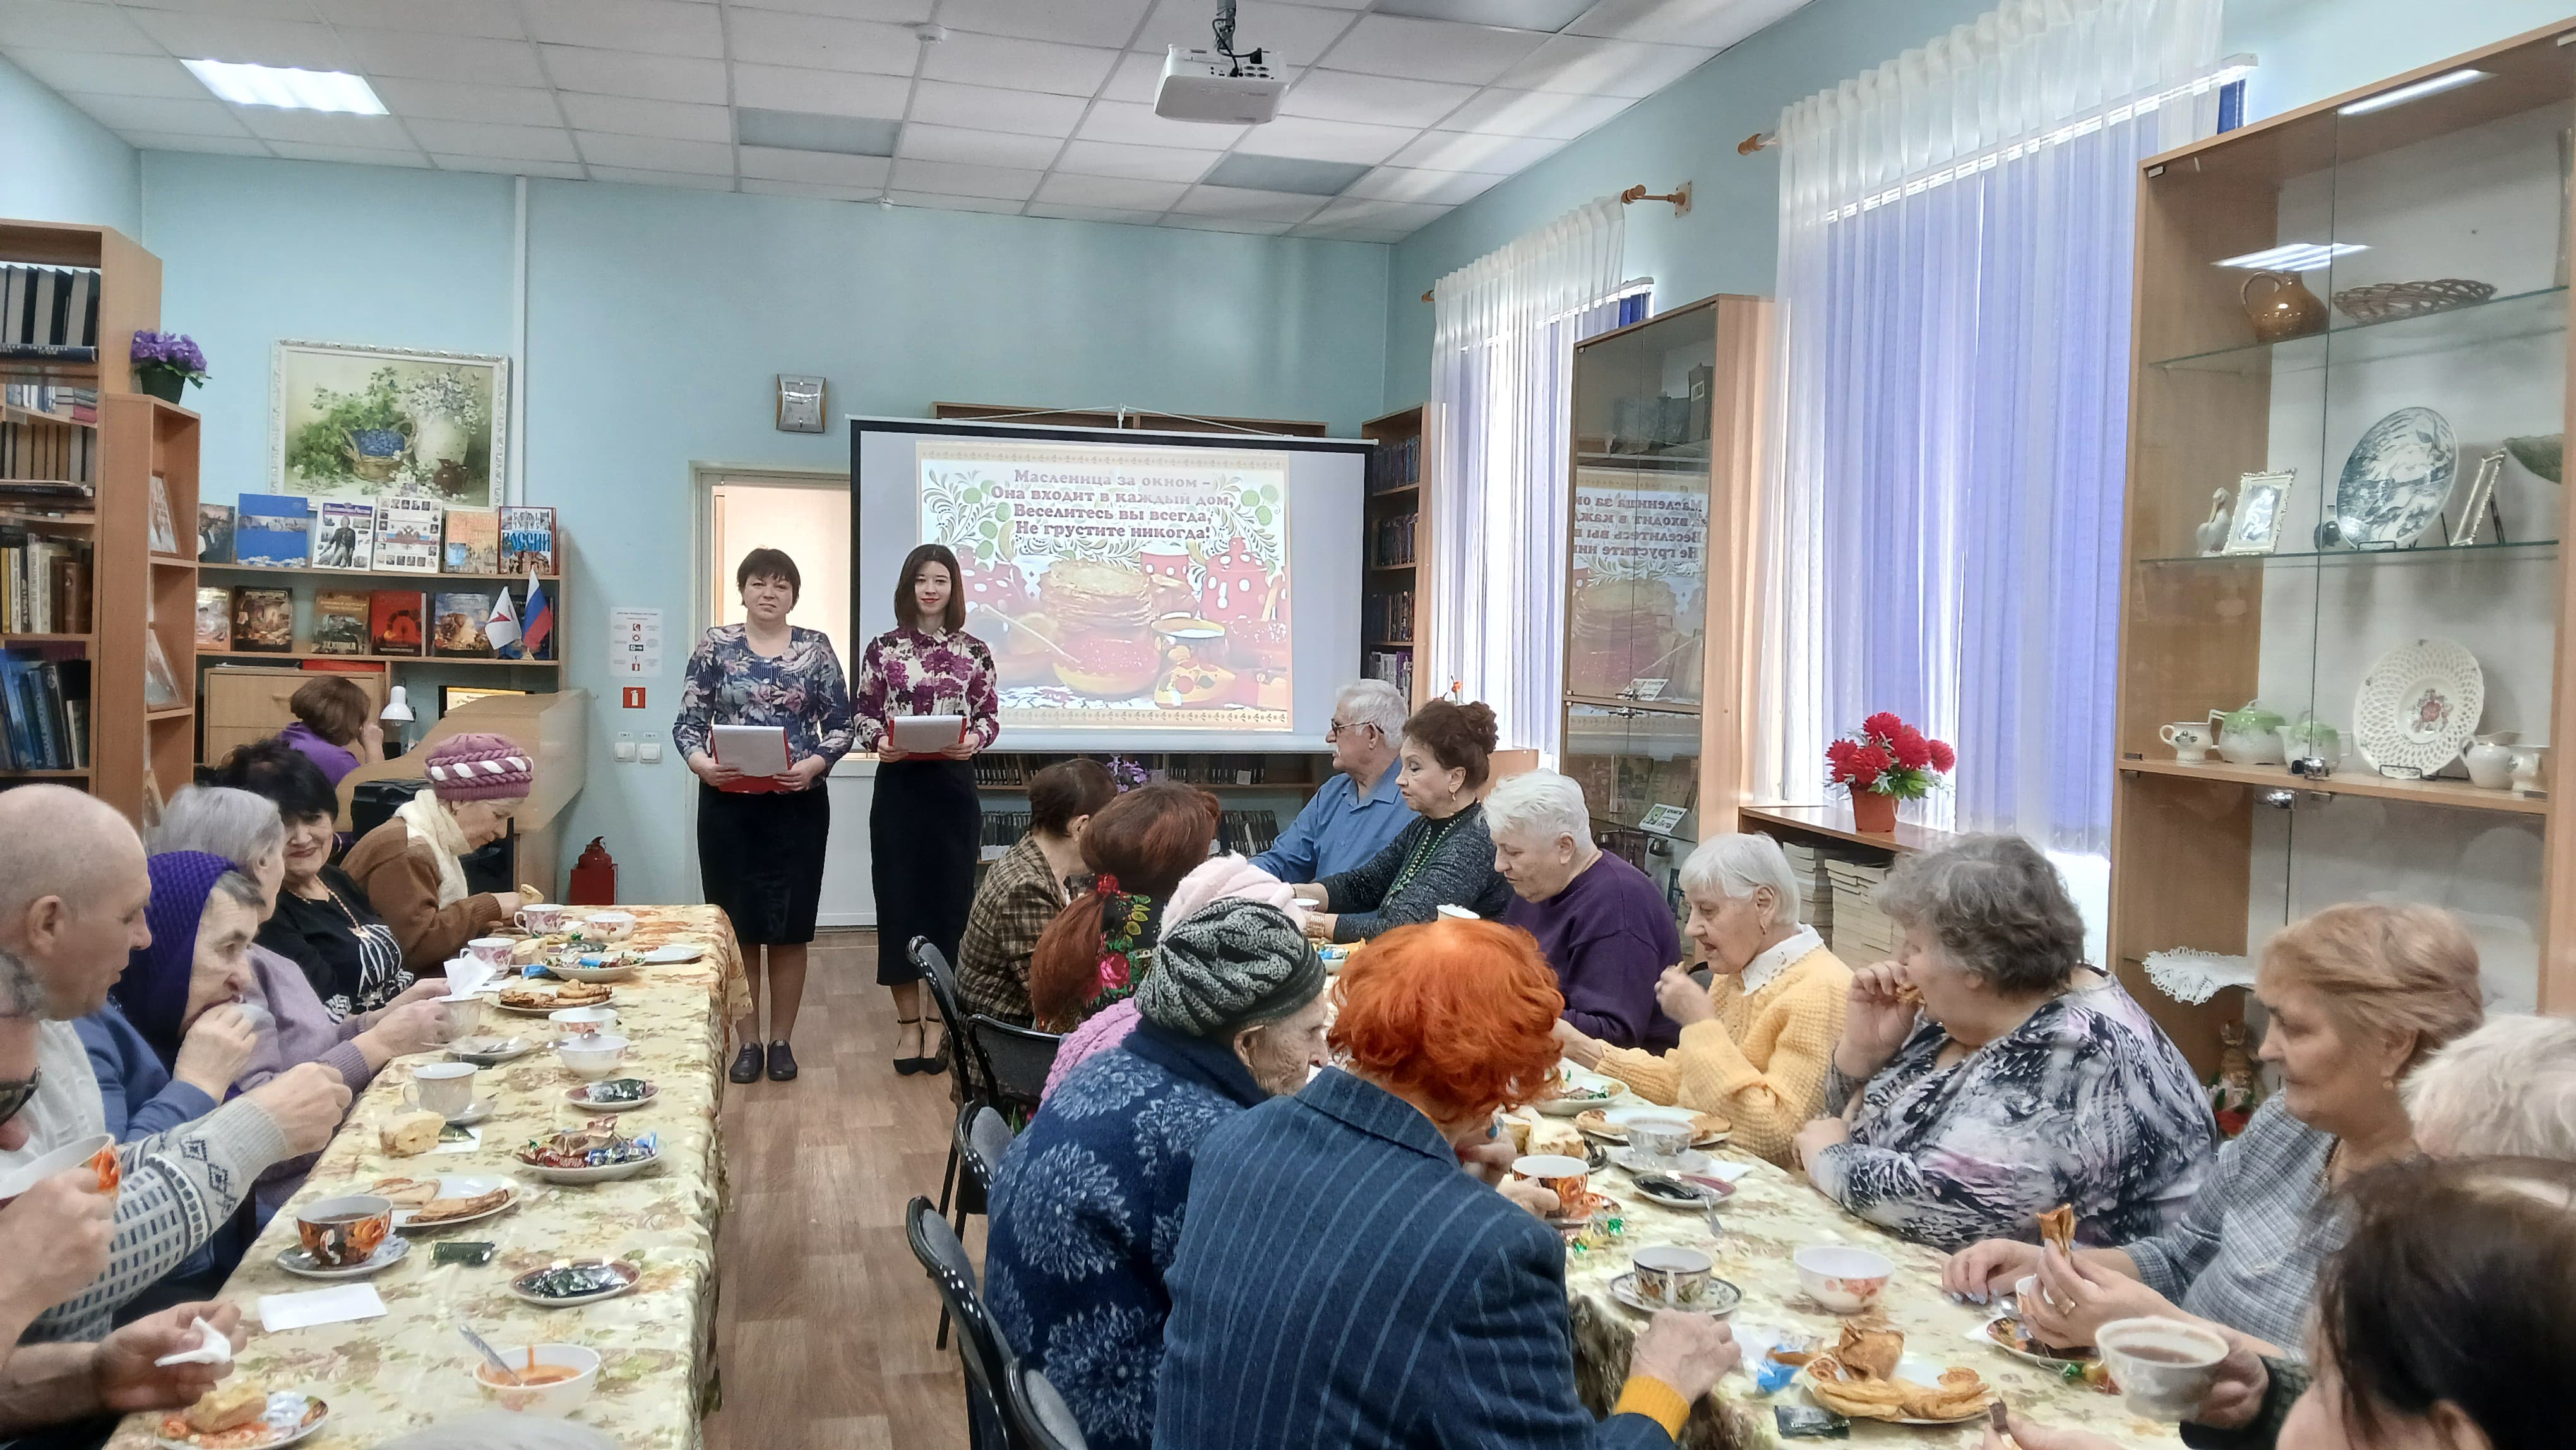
[1373, 0, 1594, 33]
[2214, 242, 2368, 272]
[1206, 153, 1371, 196]
[183, 58, 384, 114]
[737, 107, 899, 157]
[2340, 68, 2488, 116]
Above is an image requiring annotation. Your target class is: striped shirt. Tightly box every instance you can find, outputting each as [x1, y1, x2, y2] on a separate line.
[1154, 1068, 1675, 1450]
[2125, 1096, 2340, 1349]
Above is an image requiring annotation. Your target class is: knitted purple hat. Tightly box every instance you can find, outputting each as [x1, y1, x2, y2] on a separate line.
[422, 732, 534, 802]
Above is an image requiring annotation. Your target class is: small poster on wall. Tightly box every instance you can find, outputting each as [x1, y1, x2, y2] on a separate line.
[607, 606, 662, 679]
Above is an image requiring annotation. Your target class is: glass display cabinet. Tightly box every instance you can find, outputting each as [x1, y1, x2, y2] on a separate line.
[2112, 21, 2576, 1069]
[1561, 293, 1771, 913]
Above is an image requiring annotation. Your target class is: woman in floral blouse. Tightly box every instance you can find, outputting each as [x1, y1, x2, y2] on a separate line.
[676, 547, 854, 1085]
[855, 542, 1000, 1074]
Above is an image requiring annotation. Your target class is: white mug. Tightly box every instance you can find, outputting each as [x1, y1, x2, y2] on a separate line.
[467, 937, 515, 968]
[414, 1061, 479, 1117]
[2159, 722, 2213, 762]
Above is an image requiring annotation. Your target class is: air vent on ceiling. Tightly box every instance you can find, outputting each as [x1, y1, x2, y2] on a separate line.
[1204, 154, 1373, 196]
[735, 107, 900, 157]
[1371, 0, 1594, 32]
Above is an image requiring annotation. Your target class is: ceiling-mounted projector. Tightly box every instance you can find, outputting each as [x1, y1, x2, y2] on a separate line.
[1155, 1, 1280, 124]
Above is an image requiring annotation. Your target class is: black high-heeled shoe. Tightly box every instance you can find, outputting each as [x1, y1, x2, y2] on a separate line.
[894, 1016, 927, 1075]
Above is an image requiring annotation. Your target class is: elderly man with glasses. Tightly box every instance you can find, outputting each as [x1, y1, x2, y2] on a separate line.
[1253, 678, 1417, 884]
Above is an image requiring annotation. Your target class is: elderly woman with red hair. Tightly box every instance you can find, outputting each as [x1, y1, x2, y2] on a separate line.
[1155, 918, 1739, 1450]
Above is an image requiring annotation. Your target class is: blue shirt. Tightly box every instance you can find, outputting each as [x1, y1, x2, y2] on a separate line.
[74, 1002, 218, 1144]
[1252, 760, 1414, 882]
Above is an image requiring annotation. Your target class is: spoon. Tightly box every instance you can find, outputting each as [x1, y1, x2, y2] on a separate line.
[456, 1321, 523, 1385]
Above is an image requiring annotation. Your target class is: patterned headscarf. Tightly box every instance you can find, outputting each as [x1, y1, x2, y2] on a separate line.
[109, 851, 234, 1068]
[1081, 873, 1154, 1021]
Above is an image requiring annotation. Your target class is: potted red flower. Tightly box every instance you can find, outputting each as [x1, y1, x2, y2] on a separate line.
[1827, 711, 1955, 834]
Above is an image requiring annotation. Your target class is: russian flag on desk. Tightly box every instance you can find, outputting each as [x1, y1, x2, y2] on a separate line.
[509, 568, 552, 661]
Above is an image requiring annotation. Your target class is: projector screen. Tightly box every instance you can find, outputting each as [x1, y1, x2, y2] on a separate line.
[852, 418, 1369, 752]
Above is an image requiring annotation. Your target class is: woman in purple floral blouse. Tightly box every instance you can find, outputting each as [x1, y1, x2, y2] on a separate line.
[677, 547, 854, 1085]
[856, 542, 1000, 1074]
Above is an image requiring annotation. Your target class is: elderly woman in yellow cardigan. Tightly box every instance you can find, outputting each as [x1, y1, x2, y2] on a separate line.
[1553, 832, 1851, 1165]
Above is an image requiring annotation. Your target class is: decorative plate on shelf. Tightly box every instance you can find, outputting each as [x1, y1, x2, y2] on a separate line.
[2334, 407, 2458, 548]
[2352, 637, 2484, 778]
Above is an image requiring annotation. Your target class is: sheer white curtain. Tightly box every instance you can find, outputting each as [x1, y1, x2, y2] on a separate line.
[1751, 0, 2225, 851]
[1426, 198, 1628, 757]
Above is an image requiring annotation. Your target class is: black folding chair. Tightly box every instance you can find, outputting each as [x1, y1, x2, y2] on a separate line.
[917, 938, 989, 1224]
[969, 1014, 1063, 1113]
[939, 1105, 1017, 1348]
[907, 1195, 1011, 1450]
[1006, 1361, 1089, 1450]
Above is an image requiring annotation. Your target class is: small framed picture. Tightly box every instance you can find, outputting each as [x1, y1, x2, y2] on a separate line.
[2222, 469, 2296, 554]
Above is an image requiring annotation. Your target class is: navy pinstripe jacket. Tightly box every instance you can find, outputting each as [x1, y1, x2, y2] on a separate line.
[1154, 1068, 1674, 1450]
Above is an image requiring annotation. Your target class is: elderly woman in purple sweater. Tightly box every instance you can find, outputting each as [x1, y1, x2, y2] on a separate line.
[1488, 769, 1681, 1052]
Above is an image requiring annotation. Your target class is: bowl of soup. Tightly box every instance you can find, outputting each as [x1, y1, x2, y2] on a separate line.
[473, 1344, 600, 1417]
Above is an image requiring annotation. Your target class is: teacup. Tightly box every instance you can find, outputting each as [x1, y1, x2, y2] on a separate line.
[1631, 1243, 1715, 1307]
[549, 1006, 618, 1037]
[584, 911, 636, 943]
[439, 997, 481, 1038]
[1509, 1153, 1591, 1217]
[295, 1194, 393, 1267]
[1793, 1244, 1893, 1314]
[0, 1132, 114, 1205]
[2159, 722, 2213, 762]
[413, 1061, 479, 1117]
[2097, 1317, 2229, 1421]
[467, 937, 516, 968]
[516, 904, 571, 934]
[1625, 1113, 1696, 1167]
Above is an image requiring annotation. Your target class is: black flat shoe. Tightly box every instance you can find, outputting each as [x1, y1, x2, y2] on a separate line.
[729, 1044, 764, 1084]
[893, 1016, 926, 1075]
[766, 1041, 799, 1082]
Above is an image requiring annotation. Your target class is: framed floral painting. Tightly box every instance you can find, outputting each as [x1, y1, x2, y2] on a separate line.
[270, 340, 510, 506]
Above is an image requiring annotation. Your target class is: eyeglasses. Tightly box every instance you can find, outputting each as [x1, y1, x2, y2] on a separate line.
[1326, 719, 1377, 740]
[0, 1069, 39, 1130]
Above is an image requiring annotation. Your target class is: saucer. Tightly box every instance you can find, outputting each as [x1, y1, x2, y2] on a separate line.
[276, 1235, 412, 1280]
[449, 1036, 532, 1066]
[403, 1091, 496, 1126]
[639, 944, 703, 964]
[1611, 1146, 1714, 1176]
[1608, 1270, 1740, 1317]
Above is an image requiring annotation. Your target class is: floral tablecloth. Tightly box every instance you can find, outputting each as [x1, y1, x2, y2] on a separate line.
[1562, 1138, 2184, 1449]
[109, 905, 746, 1450]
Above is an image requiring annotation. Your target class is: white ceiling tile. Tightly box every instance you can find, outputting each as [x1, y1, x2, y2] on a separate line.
[1344, 164, 1499, 205]
[1054, 138, 1217, 183]
[939, 0, 1153, 49]
[523, 0, 725, 58]
[1291, 222, 1409, 241]
[336, 29, 549, 85]
[1563, 0, 1812, 49]
[1134, 0, 1359, 68]
[741, 177, 886, 201]
[115, 129, 274, 155]
[588, 164, 736, 190]
[0, 1, 164, 54]
[1077, 99, 1243, 150]
[369, 77, 564, 126]
[575, 131, 735, 173]
[1277, 69, 1472, 128]
[558, 92, 729, 141]
[63, 92, 254, 135]
[118, 0, 316, 18]
[918, 32, 1118, 99]
[1025, 201, 1164, 225]
[1317, 15, 1545, 85]
[310, 0, 527, 38]
[404, 117, 582, 162]
[1304, 195, 1446, 231]
[431, 154, 589, 178]
[887, 190, 1024, 214]
[1035, 172, 1184, 210]
[1386, 128, 1561, 174]
[1171, 184, 1323, 223]
[236, 107, 415, 145]
[2, 49, 203, 99]
[890, 157, 1044, 200]
[1439, 87, 1631, 138]
[265, 141, 432, 167]
[538, 45, 728, 102]
[725, 8, 918, 75]
[732, 0, 933, 20]
[1231, 114, 1411, 165]
[1160, 214, 1291, 235]
[897, 123, 1063, 170]
[739, 146, 893, 186]
[732, 63, 910, 119]
[126, 12, 354, 69]
[1498, 35, 1714, 97]
[1099, 51, 1164, 104]
[907, 80, 1085, 138]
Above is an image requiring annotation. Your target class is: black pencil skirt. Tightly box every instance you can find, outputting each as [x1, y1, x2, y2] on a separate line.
[697, 782, 831, 947]
[870, 758, 979, 986]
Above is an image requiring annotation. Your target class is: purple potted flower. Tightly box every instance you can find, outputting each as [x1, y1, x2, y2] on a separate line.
[130, 331, 208, 404]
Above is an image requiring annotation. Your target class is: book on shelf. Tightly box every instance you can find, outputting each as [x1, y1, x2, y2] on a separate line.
[0, 649, 85, 770]
[230, 587, 294, 653]
[431, 590, 495, 657]
[1371, 511, 1419, 566]
[371, 496, 441, 573]
[368, 590, 425, 657]
[313, 500, 373, 570]
[193, 586, 230, 650]
[312, 590, 368, 656]
[0, 266, 100, 361]
[1364, 649, 1414, 699]
[0, 527, 92, 634]
[0, 413, 94, 486]
[499, 506, 555, 575]
[141, 630, 181, 709]
[234, 493, 313, 568]
[196, 503, 234, 564]
[442, 509, 497, 573]
[147, 474, 177, 555]
[3, 383, 97, 425]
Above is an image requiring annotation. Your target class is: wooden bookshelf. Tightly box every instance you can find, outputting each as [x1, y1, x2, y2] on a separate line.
[198, 649, 561, 668]
[1360, 405, 1428, 704]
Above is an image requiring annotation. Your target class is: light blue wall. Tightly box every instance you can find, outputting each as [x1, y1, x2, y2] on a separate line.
[0, 53, 140, 235]
[1381, 0, 2576, 408]
[140, 152, 1390, 901]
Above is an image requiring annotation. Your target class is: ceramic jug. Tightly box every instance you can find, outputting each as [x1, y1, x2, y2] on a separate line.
[2510, 745, 2550, 796]
[2465, 733, 2519, 790]
[2211, 702, 2289, 765]
[2276, 716, 2346, 770]
[2241, 270, 2327, 344]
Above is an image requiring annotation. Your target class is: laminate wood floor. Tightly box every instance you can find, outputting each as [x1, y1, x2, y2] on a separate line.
[705, 931, 974, 1450]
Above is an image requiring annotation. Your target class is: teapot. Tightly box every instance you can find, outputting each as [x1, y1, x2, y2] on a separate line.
[2276, 714, 2346, 774]
[2210, 702, 2289, 765]
[2241, 270, 2327, 344]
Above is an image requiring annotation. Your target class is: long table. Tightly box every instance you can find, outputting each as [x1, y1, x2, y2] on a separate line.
[1558, 1130, 2186, 1449]
[109, 905, 748, 1450]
